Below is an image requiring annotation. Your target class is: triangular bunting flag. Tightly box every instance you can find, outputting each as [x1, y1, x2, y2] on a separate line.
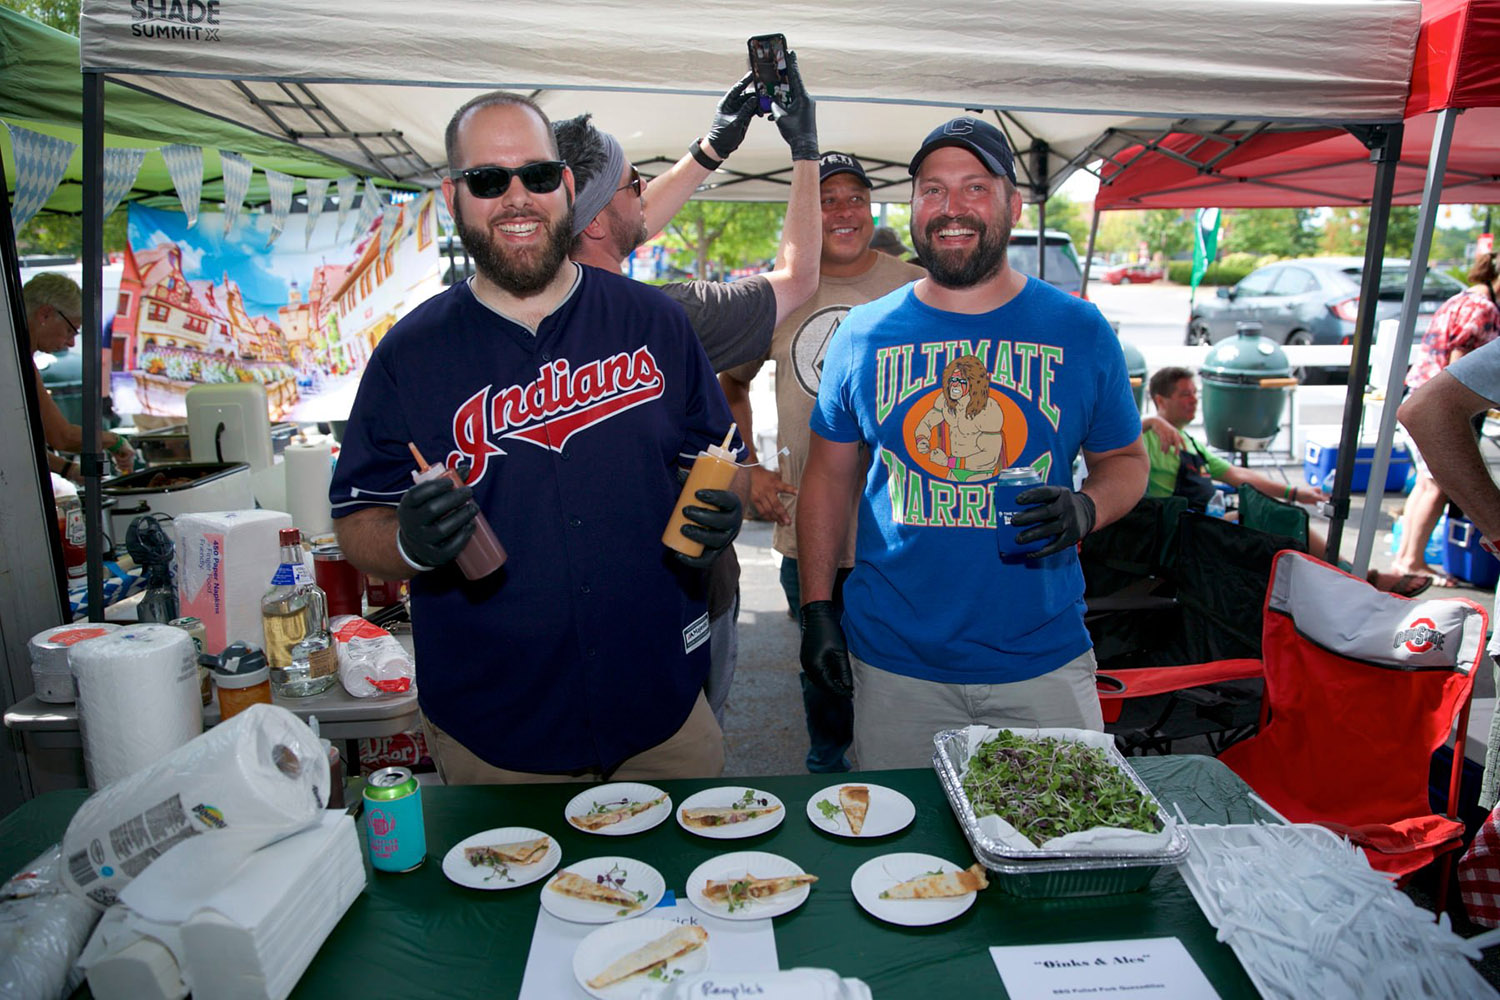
[219, 151, 253, 236]
[304, 177, 330, 248]
[379, 202, 401, 256]
[352, 177, 382, 244]
[160, 144, 204, 228]
[334, 175, 358, 239]
[6, 123, 77, 231]
[101, 148, 148, 219]
[263, 169, 295, 249]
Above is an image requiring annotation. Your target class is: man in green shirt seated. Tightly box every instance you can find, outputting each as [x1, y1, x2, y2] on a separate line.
[1142, 366, 1429, 596]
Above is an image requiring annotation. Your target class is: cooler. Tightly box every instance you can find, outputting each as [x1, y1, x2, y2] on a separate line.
[1444, 515, 1500, 589]
[1302, 437, 1412, 493]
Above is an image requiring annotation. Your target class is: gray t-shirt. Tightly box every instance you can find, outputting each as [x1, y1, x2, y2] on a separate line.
[659, 275, 777, 373]
[1448, 338, 1500, 404]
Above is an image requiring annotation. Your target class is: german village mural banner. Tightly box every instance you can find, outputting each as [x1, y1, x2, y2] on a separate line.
[114, 192, 442, 423]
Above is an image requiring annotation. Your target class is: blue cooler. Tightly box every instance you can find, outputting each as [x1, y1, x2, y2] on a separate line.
[1444, 515, 1500, 589]
[1303, 438, 1412, 493]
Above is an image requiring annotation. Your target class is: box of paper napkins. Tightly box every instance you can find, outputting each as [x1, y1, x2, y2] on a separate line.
[78, 812, 364, 1000]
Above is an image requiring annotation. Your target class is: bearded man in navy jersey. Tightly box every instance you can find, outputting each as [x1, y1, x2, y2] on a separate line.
[331, 91, 745, 784]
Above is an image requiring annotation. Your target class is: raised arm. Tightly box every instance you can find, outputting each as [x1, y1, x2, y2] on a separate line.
[643, 74, 758, 239]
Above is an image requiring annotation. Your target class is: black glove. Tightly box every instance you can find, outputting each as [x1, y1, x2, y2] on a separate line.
[705, 71, 758, 160]
[674, 488, 743, 569]
[1011, 485, 1098, 558]
[799, 600, 852, 697]
[397, 477, 478, 569]
[774, 52, 818, 161]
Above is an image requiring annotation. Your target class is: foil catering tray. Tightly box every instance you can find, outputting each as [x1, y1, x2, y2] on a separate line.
[932, 728, 1189, 897]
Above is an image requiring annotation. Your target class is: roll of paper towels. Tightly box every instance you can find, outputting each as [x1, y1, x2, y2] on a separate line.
[61, 703, 329, 910]
[283, 439, 333, 541]
[71, 624, 203, 791]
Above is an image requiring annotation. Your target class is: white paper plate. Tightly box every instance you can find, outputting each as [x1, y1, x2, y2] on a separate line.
[565, 782, 672, 836]
[805, 783, 915, 838]
[685, 850, 814, 921]
[540, 856, 665, 924]
[851, 852, 979, 926]
[441, 826, 560, 890]
[572, 917, 711, 1000]
[675, 786, 786, 839]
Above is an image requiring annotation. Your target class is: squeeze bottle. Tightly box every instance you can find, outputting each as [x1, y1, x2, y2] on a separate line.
[663, 426, 740, 558]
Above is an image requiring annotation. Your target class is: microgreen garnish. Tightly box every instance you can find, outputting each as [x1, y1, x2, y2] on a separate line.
[816, 799, 842, 822]
[596, 862, 630, 890]
[646, 964, 684, 982]
[960, 732, 1158, 846]
[735, 788, 769, 809]
[469, 855, 515, 883]
[588, 797, 630, 816]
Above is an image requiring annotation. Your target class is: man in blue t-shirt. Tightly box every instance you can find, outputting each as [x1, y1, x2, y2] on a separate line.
[797, 117, 1148, 769]
[330, 92, 745, 784]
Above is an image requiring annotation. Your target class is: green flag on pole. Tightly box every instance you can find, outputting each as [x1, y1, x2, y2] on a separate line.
[1190, 207, 1221, 306]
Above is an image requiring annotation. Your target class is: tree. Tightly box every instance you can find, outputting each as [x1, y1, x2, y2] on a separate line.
[1136, 209, 1192, 260]
[1219, 208, 1318, 257]
[661, 201, 785, 280]
[0, 0, 79, 34]
[1319, 205, 1422, 257]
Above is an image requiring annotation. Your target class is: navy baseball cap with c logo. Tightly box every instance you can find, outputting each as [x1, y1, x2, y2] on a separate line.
[908, 117, 1017, 185]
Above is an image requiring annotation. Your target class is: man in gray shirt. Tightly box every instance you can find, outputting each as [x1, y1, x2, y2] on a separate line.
[553, 56, 821, 722]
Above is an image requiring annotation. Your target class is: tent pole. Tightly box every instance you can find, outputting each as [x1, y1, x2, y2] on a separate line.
[1325, 122, 1402, 567]
[1351, 108, 1458, 577]
[81, 69, 106, 622]
[1082, 210, 1101, 295]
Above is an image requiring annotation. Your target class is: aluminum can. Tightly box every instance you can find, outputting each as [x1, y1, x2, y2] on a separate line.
[993, 467, 1047, 559]
[168, 616, 207, 655]
[362, 765, 426, 871]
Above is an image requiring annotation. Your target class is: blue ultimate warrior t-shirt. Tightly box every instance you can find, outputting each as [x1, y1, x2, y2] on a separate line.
[810, 276, 1141, 685]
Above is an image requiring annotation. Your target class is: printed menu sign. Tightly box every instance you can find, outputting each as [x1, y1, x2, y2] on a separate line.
[989, 937, 1220, 999]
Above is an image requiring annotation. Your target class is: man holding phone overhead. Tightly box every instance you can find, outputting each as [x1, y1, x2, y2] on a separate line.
[330, 91, 745, 785]
[553, 49, 821, 723]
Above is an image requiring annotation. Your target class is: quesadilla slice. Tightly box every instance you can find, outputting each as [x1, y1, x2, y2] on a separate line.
[680, 803, 782, 829]
[547, 869, 641, 910]
[701, 872, 818, 907]
[839, 785, 870, 835]
[464, 836, 550, 867]
[879, 863, 989, 899]
[586, 925, 708, 989]
[570, 792, 669, 831]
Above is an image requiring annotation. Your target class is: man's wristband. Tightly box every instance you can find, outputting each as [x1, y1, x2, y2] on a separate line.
[689, 138, 722, 171]
[61, 459, 74, 478]
[395, 532, 434, 574]
[1283, 483, 1293, 500]
[105, 435, 126, 455]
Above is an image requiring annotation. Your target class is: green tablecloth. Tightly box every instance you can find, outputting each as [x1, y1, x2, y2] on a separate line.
[2, 755, 1261, 999]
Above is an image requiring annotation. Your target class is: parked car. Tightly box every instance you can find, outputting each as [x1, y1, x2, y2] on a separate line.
[1186, 257, 1465, 383]
[1006, 229, 1083, 296]
[1103, 262, 1166, 285]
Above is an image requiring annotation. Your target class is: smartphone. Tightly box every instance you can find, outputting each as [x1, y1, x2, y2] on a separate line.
[747, 34, 792, 116]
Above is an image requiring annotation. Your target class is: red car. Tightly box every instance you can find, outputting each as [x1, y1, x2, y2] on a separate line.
[1103, 262, 1165, 285]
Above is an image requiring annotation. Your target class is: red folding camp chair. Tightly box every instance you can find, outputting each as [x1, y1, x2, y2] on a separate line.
[1207, 550, 1487, 912]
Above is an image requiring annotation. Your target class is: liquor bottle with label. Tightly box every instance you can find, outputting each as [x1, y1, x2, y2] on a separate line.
[261, 527, 339, 697]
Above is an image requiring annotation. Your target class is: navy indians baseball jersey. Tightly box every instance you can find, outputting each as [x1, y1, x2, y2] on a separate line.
[330, 266, 741, 772]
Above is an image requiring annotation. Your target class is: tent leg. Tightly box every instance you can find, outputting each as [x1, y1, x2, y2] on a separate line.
[81, 69, 106, 622]
[1082, 211, 1101, 295]
[1325, 123, 1403, 567]
[1350, 109, 1459, 577]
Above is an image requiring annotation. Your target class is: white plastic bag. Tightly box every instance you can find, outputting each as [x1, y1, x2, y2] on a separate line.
[330, 616, 413, 697]
[0, 845, 102, 1000]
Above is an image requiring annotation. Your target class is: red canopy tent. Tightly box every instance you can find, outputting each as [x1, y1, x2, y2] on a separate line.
[1092, 0, 1500, 211]
[1087, 0, 1500, 574]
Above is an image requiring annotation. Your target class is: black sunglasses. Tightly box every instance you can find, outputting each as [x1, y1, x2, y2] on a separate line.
[616, 166, 643, 198]
[450, 160, 567, 199]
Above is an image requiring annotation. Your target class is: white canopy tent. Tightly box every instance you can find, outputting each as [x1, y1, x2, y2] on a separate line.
[78, 1, 1422, 201]
[53, 0, 1427, 617]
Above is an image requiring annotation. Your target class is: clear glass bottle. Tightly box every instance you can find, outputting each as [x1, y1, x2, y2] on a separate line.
[261, 527, 338, 697]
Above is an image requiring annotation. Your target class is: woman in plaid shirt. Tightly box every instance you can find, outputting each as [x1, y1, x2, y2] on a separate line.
[1393, 253, 1500, 582]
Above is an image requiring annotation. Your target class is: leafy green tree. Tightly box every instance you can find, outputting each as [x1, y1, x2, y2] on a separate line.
[0, 0, 79, 34]
[1319, 205, 1422, 257]
[1220, 208, 1318, 257]
[16, 211, 129, 257]
[1137, 209, 1192, 260]
[661, 201, 785, 280]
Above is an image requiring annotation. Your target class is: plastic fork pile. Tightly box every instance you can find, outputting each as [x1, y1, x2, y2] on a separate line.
[1176, 814, 1498, 999]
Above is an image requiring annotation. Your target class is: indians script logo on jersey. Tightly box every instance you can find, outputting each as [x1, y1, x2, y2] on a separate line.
[446, 346, 665, 480]
[1394, 617, 1444, 654]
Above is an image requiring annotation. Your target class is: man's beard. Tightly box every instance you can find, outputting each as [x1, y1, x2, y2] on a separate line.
[454, 195, 575, 296]
[913, 212, 1009, 289]
[606, 203, 649, 262]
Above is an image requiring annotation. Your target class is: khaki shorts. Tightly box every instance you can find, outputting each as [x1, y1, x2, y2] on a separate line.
[851, 648, 1104, 771]
[422, 692, 725, 785]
